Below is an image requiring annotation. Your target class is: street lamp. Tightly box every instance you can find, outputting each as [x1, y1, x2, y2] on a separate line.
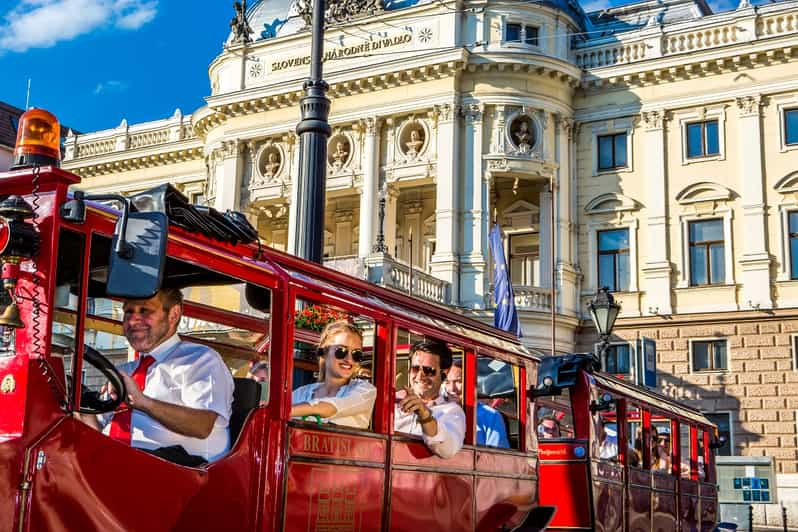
[587, 287, 621, 367]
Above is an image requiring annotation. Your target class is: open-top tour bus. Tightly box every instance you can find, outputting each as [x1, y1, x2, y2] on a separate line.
[0, 111, 556, 531]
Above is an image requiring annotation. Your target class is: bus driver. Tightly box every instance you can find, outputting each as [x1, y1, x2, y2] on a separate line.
[78, 288, 235, 466]
[395, 340, 466, 459]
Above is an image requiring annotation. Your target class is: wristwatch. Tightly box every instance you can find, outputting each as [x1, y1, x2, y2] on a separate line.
[417, 410, 435, 424]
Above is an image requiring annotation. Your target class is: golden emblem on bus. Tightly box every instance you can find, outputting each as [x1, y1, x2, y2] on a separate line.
[1, 374, 15, 394]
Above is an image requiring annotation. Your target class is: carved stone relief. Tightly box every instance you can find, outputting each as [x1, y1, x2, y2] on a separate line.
[504, 108, 541, 157]
[328, 133, 353, 172]
[398, 119, 427, 161]
[255, 143, 284, 183]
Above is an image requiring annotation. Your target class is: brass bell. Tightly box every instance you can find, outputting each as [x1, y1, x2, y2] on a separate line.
[0, 301, 23, 329]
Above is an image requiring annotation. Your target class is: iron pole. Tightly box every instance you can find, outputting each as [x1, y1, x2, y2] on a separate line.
[293, 0, 331, 263]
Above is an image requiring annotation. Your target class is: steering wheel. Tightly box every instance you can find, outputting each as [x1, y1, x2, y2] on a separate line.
[77, 344, 127, 415]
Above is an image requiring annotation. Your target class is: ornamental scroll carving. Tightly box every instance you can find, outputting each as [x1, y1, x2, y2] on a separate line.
[735, 95, 762, 117]
[295, 0, 384, 26]
[641, 110, 665, 130]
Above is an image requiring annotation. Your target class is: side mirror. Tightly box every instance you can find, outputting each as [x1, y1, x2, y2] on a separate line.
[589, 393, 615, 412]
[106, 211, 167, 299]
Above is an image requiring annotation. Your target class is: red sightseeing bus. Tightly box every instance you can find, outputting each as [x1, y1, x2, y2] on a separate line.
[0, 111, 555, 531]
[0, 111, 719, 531]
[532, 355, 721, 531]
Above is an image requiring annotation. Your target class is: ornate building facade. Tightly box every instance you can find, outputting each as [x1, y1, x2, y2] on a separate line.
[62, 0, 798, 523]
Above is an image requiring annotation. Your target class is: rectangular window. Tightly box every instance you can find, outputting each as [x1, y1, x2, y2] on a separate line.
[686, 120, 720, 158]
[598, 229, 630, 292]
[477, 356, 518, 449]
[505, 23, 522, 42]
[785, 109, 798, 146]
[790, 212, 798, 280]
[524, 26, 539, 46]
[692, 340, 727, 372]
[706, 413, 732, 456]
[689, 219, 724, 286]
[604, 344, 631, 376]
[598, 133, 627, 170]
[509, 232, 539, 286]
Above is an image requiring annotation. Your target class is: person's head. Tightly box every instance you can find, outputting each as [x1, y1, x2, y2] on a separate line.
[122, 288, 183, 353]
[249, 360, 269, 382]
[408, 339, 452, 400]
[655, 428, 671, 452]
[317, 320, 364, 384]
[538, 416, 561, 439]
[444, 359, 463, 403]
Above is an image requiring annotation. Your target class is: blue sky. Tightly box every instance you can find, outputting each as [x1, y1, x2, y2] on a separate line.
[0, 0, 740, 134]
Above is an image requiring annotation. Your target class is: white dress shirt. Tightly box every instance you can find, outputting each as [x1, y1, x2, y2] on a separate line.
[99, 333, 234, 462]
[292, 378, 377, 429]
[394, 393, 466, 459]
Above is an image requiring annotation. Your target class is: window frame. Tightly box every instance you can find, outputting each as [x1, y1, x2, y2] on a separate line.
[597, 132, 628, 171]
[688, 219, 726, 286]
[590, 118, 634, 176]
[602, 342, 633, 377]
[675, 106, 726, 165]
[677, 210, 734, 290]
[774, 95, 798, 153]
[785, 108, 798, 147]
[597, 228, 630, 292]
[586, 217, 639, 296]
[508, 231, 540, 286]
[502, 20, 542, 49]
[705, 411, 734, 457]
[685, 120, 720, 159]
[690, 338, 729, 373]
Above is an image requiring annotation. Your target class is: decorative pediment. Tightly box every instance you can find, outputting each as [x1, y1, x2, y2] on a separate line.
[584, 193, 641, 215]
[675, 182, 734, 205]
[775, 171, 798, 194]
[504, 199, 540, 215]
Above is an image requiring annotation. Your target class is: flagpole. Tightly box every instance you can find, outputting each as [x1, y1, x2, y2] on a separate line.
[550, 175, 556, 357]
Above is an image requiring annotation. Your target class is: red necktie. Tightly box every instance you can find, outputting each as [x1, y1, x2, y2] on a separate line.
[108, 354, 155, 445]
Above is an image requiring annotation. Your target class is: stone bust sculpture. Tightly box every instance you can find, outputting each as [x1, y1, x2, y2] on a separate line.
[405, 128, 424, 156]
[514, 119, 532, 153]
[262, 151, 281, 178]
[332, 140, 349, 169]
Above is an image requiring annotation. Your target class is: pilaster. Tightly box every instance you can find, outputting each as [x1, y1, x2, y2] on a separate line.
[430, 102, 461, 302]
[358, 117, 381, 259]
[640, 110, 673, 315]
[214, 139, 245, 212]
[461, 103, 487, 309]
[736, 94, 773, 309]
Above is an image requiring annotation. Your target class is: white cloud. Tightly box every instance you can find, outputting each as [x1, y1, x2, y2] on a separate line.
[94, 80, 128, 94]
[0, 0, 159, 53]
[582, 0, 613, 13]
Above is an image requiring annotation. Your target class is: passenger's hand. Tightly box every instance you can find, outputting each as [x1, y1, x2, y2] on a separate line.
[399, 391, 430, 419]
[100, 381, 118, 401]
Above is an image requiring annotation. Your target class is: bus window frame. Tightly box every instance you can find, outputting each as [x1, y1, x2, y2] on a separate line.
[649, 410, 677, 477]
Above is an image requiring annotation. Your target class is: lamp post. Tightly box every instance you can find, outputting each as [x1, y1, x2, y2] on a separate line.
[587, 287, 621, 369]
[292, 0, 331, 264]
[373, 190, 388, 253]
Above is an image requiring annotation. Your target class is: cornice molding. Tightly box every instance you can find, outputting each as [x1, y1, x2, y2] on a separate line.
[62, 146, 204, 178]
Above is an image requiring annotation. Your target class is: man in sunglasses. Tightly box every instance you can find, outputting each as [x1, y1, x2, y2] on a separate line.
[394, 340, 466, 459]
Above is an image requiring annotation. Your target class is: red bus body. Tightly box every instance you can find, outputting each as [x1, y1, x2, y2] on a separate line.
[536, 357, 719, 532]
[0, 167, 545, 531]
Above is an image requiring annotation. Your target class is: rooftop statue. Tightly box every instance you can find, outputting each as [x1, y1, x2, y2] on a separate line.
[230, 0, 253, 44]
[295, 0, 384, 26]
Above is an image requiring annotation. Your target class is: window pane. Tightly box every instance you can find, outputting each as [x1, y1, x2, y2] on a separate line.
[506, 23, 521, 42]
[687, 123, 704, 157]
[618, 251, 630, 291]
[713, 341, 727, 370]
[790, 212, 798, 234]
[599, 254, 617, 291]
[606, 344, 631, 375]
[690, 219, 723, 243]
[709, 243, 725, 284]
[680, 425, 692, 479]
[599, 229, 628, 251]
[690, 246, 708, 286]
[706, 413, 732, 456]
[536, 389, 575, 440]
[592, 393, 619, 461]
[705, 121, 719, 155]
[786, 109, 798, 145]
[693, 342, 709, 371]
[614, 133, 627, 167]
[524, 26, 539, 45]
[598, 135, 614, 169]
[791, 237, 798, 279]
[477, 356, 518, 449]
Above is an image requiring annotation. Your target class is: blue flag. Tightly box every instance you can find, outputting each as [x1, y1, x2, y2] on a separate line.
[489, 224, 522, 337]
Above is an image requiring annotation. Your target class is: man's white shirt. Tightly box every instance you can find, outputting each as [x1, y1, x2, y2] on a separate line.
[99, 333, 234, 462]
[394, 393, 465, 459]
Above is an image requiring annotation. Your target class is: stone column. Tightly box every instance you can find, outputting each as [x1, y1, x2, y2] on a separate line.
[556, 115, 579, 316]
[640, 110, 672, 315]
[286, 133, 302, 256]
[539, 190, 553, 289]
[430, 103, 461, 303]
[358, 117, 381, 259]
[736, 94, 773, 309]
[460, 103, 487, 309]
[214, 139, 244, 211]
[384, 184, 399, 256]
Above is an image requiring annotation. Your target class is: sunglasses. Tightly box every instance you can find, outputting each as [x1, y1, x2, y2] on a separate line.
[410, 364, 437, 377]
[318, 344, 364, 363]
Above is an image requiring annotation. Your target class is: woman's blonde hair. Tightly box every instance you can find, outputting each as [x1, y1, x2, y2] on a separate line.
[317, 320, 363, 382]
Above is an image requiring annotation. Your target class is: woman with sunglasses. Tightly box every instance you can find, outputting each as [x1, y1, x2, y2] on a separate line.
[290, 320, 377, 429]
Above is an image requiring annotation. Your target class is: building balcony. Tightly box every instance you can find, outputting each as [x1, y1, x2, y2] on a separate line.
[323, 253, 450, 305]
[487, 284, 553, 313]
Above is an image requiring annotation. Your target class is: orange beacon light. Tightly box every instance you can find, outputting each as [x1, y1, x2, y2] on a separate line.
[12, 108, 61, 169]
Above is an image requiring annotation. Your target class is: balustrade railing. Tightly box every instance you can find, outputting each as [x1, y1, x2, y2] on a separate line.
[488, 285, 552, 313]
[364, 254, 449, 305]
